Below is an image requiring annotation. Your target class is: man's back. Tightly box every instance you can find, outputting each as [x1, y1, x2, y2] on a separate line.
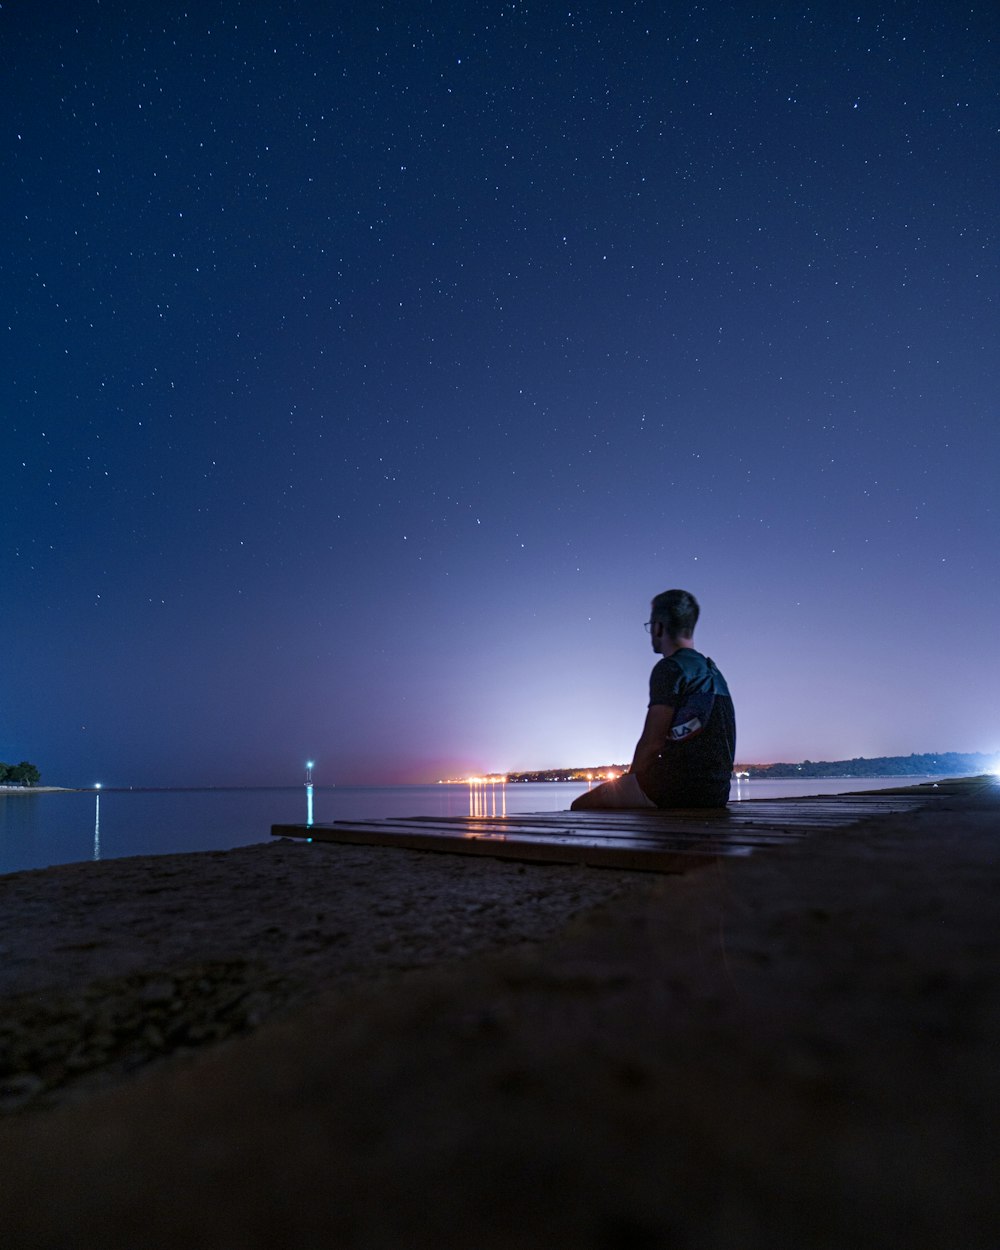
[635, 648, 735, 808]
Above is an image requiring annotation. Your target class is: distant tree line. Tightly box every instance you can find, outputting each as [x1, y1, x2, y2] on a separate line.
[747, 752, 994, 779]
[0, 761, 41, 786]
[508, 751, 995, 784]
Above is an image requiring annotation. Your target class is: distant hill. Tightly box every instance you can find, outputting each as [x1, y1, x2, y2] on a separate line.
[505, 751, 995, 784]
[738, 751, 995, 780]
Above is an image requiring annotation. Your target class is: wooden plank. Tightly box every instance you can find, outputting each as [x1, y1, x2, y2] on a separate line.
[398, 816, 810, 838]
[273, 821, 794, 854]
[408, 809, 885, 830]
[283, 810, 822, 839]
[271, 822, 729, 873]
[271, 813, 882, 844]
[272, 819, 760, 850]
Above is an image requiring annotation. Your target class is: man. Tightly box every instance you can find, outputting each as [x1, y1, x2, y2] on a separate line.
[571, 589, 735, 810]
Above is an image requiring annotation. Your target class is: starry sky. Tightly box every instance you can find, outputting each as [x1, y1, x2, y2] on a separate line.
[3, 1, 998, 787]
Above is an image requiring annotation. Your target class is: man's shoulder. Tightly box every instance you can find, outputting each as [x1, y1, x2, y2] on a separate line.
[660, 648, 708, 673]
[661, 649, 731, 695]
[650, 654, 683, 679]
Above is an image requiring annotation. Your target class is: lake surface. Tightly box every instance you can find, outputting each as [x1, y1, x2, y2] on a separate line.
[0, 776, 956, 876]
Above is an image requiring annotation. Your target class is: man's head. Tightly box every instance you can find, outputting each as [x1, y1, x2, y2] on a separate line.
[649, 589, 699, 652]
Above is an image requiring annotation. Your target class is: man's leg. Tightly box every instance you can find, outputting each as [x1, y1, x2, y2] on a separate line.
[570, 772, 656, 811]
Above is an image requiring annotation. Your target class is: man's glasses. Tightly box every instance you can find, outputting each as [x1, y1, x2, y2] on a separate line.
[643, 621, 654, 633]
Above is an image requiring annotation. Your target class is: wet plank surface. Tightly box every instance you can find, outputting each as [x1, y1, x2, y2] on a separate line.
[271, 778, 984, 874]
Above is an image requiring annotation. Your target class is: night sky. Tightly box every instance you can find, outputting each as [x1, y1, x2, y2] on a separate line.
[3, 2, 998, 787]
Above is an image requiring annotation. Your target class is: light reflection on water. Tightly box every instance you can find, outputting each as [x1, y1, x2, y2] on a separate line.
[468, 780, 507, 818]
[0, 775, 959, 876]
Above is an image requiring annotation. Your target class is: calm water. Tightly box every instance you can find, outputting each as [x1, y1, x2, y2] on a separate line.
[0, 777, 955, 876]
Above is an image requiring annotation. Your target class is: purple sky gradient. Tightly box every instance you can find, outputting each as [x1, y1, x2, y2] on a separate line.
[3, 2, 998, 786]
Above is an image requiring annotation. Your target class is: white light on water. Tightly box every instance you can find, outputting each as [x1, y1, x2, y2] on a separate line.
[93, 790, 101, 862]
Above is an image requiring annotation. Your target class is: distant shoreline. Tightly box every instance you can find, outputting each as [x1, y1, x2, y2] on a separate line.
[0, 786, 76, 795]
[497, 751, 996, 786]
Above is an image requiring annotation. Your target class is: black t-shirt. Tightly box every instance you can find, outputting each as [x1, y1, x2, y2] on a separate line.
[635, 648, 736, 808]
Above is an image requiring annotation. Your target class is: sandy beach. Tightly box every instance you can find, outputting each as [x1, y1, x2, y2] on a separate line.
[1, 781, 997, 1248]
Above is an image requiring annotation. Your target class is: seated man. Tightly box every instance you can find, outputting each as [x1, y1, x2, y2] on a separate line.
[571, 589, 735, 810]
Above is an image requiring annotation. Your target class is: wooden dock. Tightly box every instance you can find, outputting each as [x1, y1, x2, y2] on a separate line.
[271, 776, 987, 874]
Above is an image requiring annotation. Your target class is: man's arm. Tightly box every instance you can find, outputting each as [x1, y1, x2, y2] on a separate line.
[629, 704, 674, 775]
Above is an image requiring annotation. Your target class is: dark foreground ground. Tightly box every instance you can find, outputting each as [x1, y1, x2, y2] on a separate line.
[1, 780, 998, 1249]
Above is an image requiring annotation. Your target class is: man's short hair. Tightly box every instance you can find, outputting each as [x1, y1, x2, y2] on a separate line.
[650, 589, 699, 640]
